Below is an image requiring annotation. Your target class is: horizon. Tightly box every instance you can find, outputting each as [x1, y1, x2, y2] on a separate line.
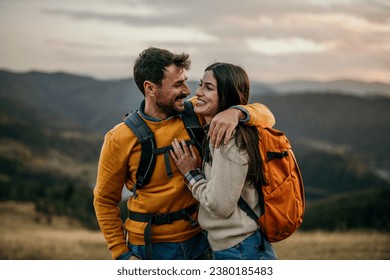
[2, 67, 390, 87]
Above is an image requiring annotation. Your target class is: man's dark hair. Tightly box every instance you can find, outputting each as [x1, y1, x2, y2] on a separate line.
[133, 47, 191, 95]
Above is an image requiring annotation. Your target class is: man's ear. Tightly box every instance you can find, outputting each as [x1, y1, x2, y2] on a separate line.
[144, 81, 157, 97]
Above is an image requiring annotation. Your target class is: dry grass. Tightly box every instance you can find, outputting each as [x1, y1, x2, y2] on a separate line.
[273, 230, 390, 260]
[0, 201, 389, 260]
[0, 201, 111, 260]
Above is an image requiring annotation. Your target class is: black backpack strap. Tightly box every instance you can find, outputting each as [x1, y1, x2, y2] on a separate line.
[153, 139, 199, 178]
[123, 104, 205, 195]
[123, 111, 156, 198]
[122, 104, 204, 259]
[148, 100, 205, 179]
[181, 101, 205, 155]
[153, 145, 174, 178]
[238, 196, 266, 250]
[238, 197, 259, 221]
[128, 203, 198, 259]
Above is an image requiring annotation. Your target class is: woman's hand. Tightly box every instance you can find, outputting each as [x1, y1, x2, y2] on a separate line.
[209, 108, 243, 148]
[170, 139, 199, 175]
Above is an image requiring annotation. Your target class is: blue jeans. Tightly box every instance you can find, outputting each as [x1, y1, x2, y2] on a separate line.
[212, 230, 278, 260]
[122, 231, 211, 260]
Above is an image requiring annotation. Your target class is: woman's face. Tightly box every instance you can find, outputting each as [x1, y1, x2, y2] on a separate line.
[195, 70, 219, 123]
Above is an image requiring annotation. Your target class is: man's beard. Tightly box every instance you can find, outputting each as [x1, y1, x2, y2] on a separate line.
[156, 94, 187, 117]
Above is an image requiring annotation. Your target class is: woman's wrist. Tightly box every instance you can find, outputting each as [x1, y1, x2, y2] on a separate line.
[184, 168, 205, 190]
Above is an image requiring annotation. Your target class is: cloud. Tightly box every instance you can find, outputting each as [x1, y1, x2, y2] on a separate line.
[246, 37, 329, 55]
[1, 0, 390, 82]
[303, 0, 357, 6]
[128, 26, 218, 43]
[287, 13, 390, 33]
[42, 5, 217, 44]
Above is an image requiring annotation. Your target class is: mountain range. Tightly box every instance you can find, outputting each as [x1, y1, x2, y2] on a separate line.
[1, 69, 389, 230]
[261, 79, 390, 97]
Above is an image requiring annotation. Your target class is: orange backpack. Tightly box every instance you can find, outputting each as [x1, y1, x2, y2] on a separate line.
[238, 126, 305, 243]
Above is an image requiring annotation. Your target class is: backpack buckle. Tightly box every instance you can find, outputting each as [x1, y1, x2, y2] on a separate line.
[152, 213, 172, 225]
[132, 176, 145, 198]
[181, 209, 198, 227]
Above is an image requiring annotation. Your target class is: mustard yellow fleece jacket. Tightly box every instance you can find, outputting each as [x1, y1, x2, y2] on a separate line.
[93, 99, 275, 259]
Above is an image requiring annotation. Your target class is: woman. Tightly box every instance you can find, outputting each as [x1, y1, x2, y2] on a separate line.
[169, 62, 277, 260]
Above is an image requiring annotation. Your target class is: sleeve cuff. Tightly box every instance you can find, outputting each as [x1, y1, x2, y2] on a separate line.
[231, 105, 249, 123]
[111, 243, 130, 260]
[184, 168, 205, 189]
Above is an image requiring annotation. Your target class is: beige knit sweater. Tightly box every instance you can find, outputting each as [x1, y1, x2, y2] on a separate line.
[188, 135, 261, 251]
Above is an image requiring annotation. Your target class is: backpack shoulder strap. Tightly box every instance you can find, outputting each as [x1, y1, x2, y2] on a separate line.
[238, 195, 266, 249]
[181, 101, 205, 154]
[182, 100, 200, 127]
[238, 197, 259, 221]
[123, 111, 156, 198]
[123, 102, 205, 197]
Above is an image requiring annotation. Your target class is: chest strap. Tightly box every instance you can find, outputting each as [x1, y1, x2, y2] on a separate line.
[128, 203, 198, 259]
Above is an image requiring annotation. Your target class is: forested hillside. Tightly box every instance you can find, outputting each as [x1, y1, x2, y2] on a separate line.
[1, 69, 389, 231]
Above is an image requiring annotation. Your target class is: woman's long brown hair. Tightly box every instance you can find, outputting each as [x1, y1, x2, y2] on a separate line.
[205, 62, 263, 185]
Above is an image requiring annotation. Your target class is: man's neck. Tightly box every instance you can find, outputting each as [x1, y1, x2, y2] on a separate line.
[140, 100, 177, 122]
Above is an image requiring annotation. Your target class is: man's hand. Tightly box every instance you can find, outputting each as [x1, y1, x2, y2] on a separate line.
[208, 108, 244, 148]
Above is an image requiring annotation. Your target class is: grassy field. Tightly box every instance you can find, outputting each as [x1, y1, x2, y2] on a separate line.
[0, 201, 389, 260]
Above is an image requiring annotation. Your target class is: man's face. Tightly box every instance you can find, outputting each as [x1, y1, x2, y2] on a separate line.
[155, 64, 191, 116]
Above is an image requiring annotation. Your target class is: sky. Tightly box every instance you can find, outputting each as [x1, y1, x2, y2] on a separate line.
[0, 0, 389, 83]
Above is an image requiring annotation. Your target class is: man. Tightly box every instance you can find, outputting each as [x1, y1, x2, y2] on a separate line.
[93, 47, 275, 260]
